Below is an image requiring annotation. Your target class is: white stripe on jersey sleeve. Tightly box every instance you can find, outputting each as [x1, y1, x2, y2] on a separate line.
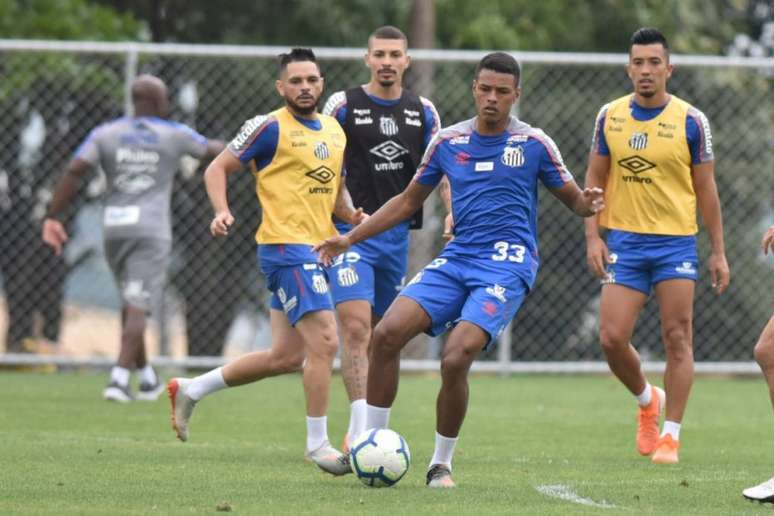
[530, 128, 574, 182]
[420, 95, 442, 135]
[322, 91, 346, 117]
[228, 114, 272, 157]
[687, 106, 714, 161]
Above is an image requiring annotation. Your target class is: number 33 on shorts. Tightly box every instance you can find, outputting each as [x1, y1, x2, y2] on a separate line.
[491, 241, 526, 263]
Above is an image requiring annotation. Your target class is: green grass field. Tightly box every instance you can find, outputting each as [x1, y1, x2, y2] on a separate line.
[1, 371, 773, 515]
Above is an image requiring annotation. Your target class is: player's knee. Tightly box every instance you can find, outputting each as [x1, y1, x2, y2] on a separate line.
[599, 325, 628, 354]
[662, 322, 692, 352]
[273, 351, 304, 373]
[754, 338, 774, 369]
[341, 316, 371, 349]
[313, 329, 339, 361]
[370, 322, 405, 357]
[441, 348, 475, 378]
[754, 317, 774, 367]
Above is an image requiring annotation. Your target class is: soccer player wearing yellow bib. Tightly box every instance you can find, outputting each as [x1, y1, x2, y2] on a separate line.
[584, 28, 730, 464]
[166, 49, 365, 476]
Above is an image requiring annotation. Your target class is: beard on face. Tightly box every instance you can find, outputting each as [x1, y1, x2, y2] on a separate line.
[638, 88, 655, 98]
[286, 94, 319, 115]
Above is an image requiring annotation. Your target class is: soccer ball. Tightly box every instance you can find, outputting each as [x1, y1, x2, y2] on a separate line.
[349, 428, 411, 487]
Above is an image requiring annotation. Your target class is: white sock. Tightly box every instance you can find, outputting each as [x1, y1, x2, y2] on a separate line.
[186, 367, 227, 401]
[661, 420, 681, 440]
[635, 382, 653, 406]
[429, 432, 459, 469]
[138, 365, 157, 385]
[306, 415, 328, 452]
[110, 366, 130, 387]
[347, 399, 367, 440]
[366, 404, 391, 430]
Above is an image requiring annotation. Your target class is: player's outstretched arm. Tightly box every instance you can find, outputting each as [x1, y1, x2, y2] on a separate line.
[42, 158, 92, 255]
[692, 161, 730, 295]
[548, 180, 605, 218]
[204, 149, 242, 237]
[315, 181, 434, 266]
[204, 139, 226, 161]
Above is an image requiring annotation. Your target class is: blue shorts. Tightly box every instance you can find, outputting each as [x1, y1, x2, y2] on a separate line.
[259, 245, 334, 326]
[603, 230, 699, 295]
[327, 221, 409, 317]
[399, 252, 530, 348]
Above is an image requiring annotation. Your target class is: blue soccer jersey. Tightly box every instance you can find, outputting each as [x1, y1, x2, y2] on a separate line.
[402, 116, 573, 344]
[414, 116, 573, 288]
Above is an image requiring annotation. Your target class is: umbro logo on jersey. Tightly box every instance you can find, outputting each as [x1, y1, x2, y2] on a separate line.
[450, 135, 470, 145]
[314, 142, 330, 160]
[628, 132, 648, 150]
[675, 262, 696, 275]
[486, 284, 507, 303]
[455, 152, 470, 165]
[379, 116, 399, 136]
[370, 140, 409, 162]
[501, 146, 525, 168]
[306, 166, 335, 184]
[618, 155, 655, 174]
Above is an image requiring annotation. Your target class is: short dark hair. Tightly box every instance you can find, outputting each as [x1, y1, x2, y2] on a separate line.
[278, 47, 319, 75]
[630, 27, 669, 52]
[474, 52, 521, 86]
[368, 25, 408, 48]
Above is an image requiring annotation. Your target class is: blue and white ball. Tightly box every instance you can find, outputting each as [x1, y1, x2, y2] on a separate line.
[349, 428, 411, 487]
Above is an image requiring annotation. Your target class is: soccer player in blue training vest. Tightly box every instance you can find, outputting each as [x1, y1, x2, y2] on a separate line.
[584, 27, 729, 465]
[315, 52, 605, 488]
[743, 225, 774, 503]
[321, 25, 441, 452]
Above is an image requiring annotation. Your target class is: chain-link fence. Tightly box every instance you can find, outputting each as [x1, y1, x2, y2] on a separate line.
[0, 41, 772, 370]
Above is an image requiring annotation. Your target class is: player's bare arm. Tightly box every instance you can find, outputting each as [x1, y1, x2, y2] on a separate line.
[583, 150, 612, 278]
[42, 158, 92, 256]
[204, 139, 227, 160]
[315, 181, 434, 265]
[692, 160, 730, 294]
[762, 226, 774, 255]
[203, 149, 242, 237]
[333, 180, 367, 225]
[439, 176, 454, 240]
[549, 181, 605, 218]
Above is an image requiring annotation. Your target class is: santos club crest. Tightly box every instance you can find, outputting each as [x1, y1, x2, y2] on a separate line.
[501, 146, 525, 168]
[314, 141, 330, 160]
[628, 132, 648, 150]
[379, 116, 399, 136]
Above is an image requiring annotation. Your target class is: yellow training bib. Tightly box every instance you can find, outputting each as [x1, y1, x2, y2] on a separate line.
[600, 94, 701, 236]
[254, 107, 346, 244]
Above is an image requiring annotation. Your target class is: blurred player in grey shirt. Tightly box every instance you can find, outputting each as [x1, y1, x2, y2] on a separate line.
[43, 75, 223, 402]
